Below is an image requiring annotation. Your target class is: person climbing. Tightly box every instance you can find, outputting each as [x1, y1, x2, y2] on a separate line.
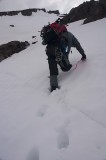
[40, 19, 86, 92]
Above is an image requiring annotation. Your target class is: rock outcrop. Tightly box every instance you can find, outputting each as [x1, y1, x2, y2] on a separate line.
[47, 10, 60, 15]
[0, 8, 60, 17]
[62, 0, 106, 24]
[0, 41, 30, 62]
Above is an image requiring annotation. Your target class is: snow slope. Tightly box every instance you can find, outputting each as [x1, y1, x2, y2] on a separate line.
[0, 11, 106, 160]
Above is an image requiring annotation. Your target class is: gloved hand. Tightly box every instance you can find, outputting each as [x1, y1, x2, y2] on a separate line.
[81, 54, 86, 61]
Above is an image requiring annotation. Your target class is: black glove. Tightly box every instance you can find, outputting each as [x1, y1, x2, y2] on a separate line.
[81, 54, 86, 61]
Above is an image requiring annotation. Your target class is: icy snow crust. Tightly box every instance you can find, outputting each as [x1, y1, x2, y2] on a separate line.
[0, 11, 106, 160]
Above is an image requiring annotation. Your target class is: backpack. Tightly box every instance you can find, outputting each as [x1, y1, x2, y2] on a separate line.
[40, 22, 67, 45]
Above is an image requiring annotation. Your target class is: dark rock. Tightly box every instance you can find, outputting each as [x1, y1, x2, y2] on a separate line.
[7, 11, 19, 16]
[62, 0, 106, 24]
[0, 11, 19, 16]
[21, 8, 47, 16]
[0, 12, 7, 16]
[32, 36, 36, 38]
[0, 41, 30, 62]
[47, 10, 60, 15]
[0, 8, 60, 17]
[32, 41, 38, 44]
[83, 15, 103, 24]
[99, 0, 106, 4]
[21, 9, 32, 16]
[83, 0, 106, 24]
[10, 25, 14, 27]
[0, 8, 46, 17]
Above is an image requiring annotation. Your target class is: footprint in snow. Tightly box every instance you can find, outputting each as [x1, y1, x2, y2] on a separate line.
[36, 104, 48, 117]
[27, 147, 39, 160]
[57, 128, 69, 149]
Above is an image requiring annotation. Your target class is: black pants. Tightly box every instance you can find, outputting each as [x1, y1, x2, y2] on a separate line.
[46, 44, 72, 76]
[46, 44, 59, 75]
[72, 36, 84, 55]
[46, 36, 84, 76]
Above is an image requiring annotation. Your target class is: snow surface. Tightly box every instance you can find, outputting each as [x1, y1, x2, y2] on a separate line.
[0, 11, 106, 160]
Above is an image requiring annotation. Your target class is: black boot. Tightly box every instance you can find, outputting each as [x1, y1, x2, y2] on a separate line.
[58, 55, 72, 72]
[50, 75, 59, 92]
[81, 53, 86, 61]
